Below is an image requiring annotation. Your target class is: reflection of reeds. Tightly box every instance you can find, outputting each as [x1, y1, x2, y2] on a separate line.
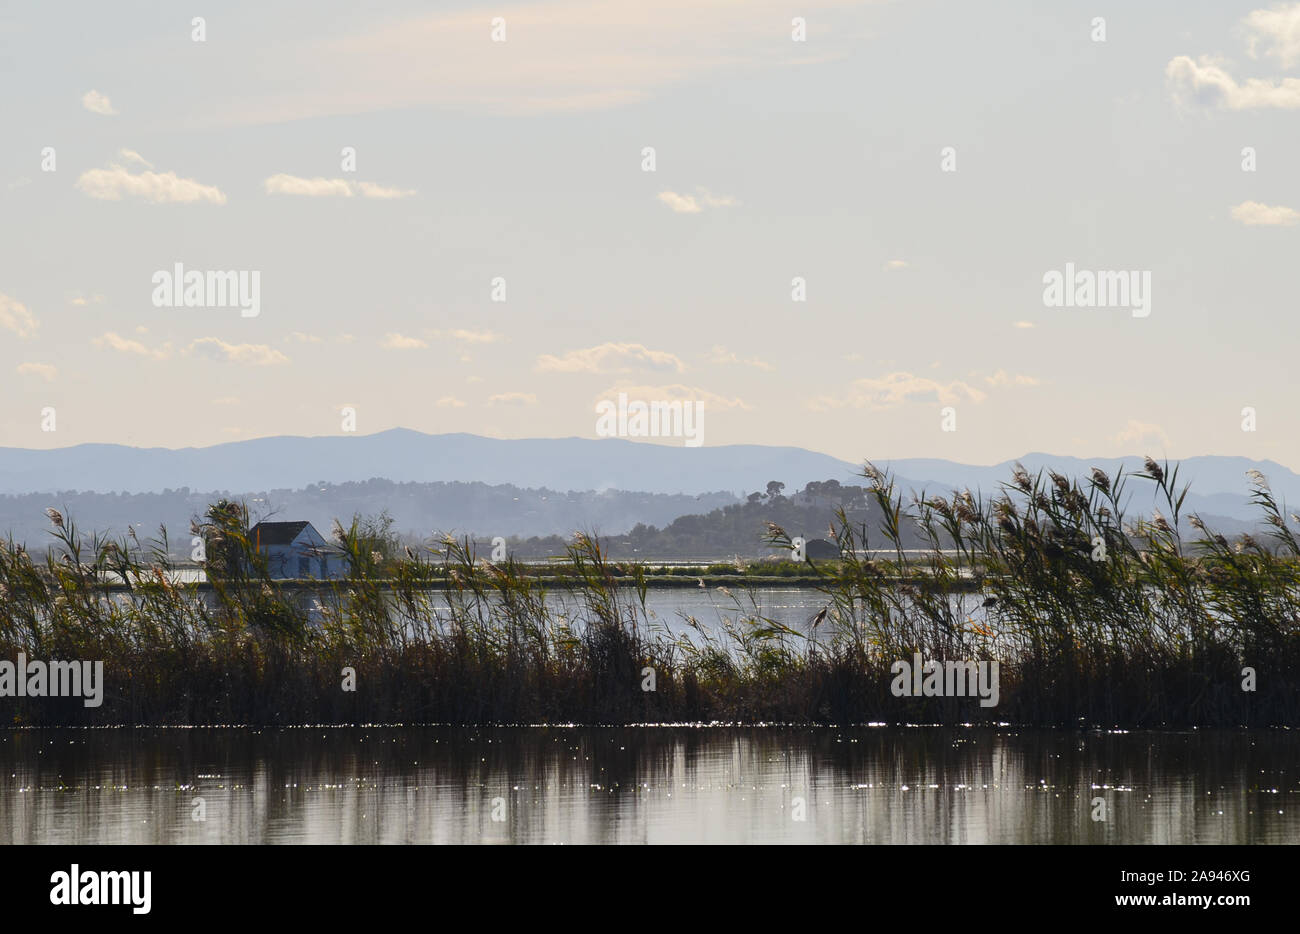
[1, 460, 1297, 727]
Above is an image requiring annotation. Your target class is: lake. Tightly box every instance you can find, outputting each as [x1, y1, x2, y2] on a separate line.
[2, 726, 1295, 844]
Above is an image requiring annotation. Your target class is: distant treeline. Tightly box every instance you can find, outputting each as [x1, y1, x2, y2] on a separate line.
[495, 479, 908, 558]
[0, 479, 738, 555]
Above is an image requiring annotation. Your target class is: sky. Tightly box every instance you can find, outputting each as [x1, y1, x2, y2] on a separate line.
[2, 0, 1299, 468]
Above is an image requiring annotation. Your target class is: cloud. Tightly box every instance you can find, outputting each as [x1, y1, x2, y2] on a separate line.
[437, 396, 467, 408]
[657, 191, 702, 214]
[81, 90, 117, 115]
[705, 345, 774, 371]
[445, 329, 498, 344]
[16, 362, 57, 382]
[76, 159, 227, 204]
[537, 342, 685, 374]
[1113, 419, 1170, 449]
[69, 292, 106, 306]
[185, 337, 289, 366]
[1243, 3, 1300, 68]
[93, 331, 172, 359]
[265, 174, 354, 197]
[657, 187, 739, 214]
[983, 370, 1040, 388]
[487, 392, 538, 406]
[195, 0, 860, 126]
[380, 332, 429, 349]
[424, 328, 501, 344]
[1166, 54, 1300, 109]
[117, 149, 153, 169]
[286, 331, 324, 343]
[599, 383, 749, 409]
[357, 181, 417, 199]
[1230, 199, 1300, 226]
[808, 372, 988, 411]
[883, 259, 909, 270]
[1013, 321, 1035, 329]
[697, 188, 739, 207]
[264, 174, 416, 198]
[0, 293, 38, 338]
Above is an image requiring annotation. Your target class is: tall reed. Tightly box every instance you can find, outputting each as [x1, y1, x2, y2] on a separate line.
[0, 460, 1296, 727]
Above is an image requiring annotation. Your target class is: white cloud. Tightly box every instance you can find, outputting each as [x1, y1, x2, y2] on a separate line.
[93, 331, 172, 359]
[487, 392, 538, 406]
[808, 372, 988, 411]
[264, 174, 416, 198]
[983, 370, 1040, 388]
[197, 0, 860, 126]
[287, 331, 324, 343]
[883, 259, 909, 270]
[447, 329, 498, 344]
[1013, 321, 1035, 329]
[705, 345, 774, 371]
[380, 332, 428, 349]
[1243, 3, 1300, 68]
[599, 383, 749, 409]
[657, 187, 739, 214]
[1113, 419, 1171, 449]
[117, 149, 153, 169]
[0, 293, 38, 338]
[81, 90, 118, 115]
[425, 328, 500, 344]
[437, 396, 467, 408]
[265, 174, 354, 197]
[185, 337, 289, 366]
[1166, 55, 1300, 109]
[697, 188, 739, 207]
[537, 342, 685, 374]
[76, 160, 227, 204]
[657, 191, 702, 214]
[16, 362, 57, 382]
[357, 181, 417, 199]
[1230, 199, 1300, 226]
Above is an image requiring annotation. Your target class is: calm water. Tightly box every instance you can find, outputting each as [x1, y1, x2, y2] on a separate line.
[2, 727, 1295, 844]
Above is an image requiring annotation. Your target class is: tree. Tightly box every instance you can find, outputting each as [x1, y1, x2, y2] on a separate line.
[195, 499, 249, 581]
[765, 480, 786, 500]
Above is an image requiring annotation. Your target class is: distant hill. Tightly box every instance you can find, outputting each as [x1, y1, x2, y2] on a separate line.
[0, 480, 740, 554]
[0, 432, 1293, 552]
[0, 429, 859, 497]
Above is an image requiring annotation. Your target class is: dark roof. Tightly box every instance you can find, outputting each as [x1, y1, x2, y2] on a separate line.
[249, 520, 312, 547]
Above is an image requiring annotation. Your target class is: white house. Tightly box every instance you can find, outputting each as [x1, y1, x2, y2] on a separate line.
[248, 520, 344, 579]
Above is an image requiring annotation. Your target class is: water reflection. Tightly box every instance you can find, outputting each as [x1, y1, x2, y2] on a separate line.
[1, 727, 1295, 844]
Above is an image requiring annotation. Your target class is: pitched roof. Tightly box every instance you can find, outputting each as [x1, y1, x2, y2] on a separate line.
[249, 520, 312, 547]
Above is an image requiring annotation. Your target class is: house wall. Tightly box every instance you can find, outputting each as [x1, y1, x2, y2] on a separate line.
[256, 529, 345, 579]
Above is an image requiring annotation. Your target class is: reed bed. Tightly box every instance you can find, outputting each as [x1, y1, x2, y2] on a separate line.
[1, 459, 1297, 727]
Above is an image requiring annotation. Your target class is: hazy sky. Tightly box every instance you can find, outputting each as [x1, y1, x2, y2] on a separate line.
[3, 0, 1299, 466]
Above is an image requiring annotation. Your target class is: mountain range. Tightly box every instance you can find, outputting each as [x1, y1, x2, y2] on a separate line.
[1, 430, 1295, 548]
